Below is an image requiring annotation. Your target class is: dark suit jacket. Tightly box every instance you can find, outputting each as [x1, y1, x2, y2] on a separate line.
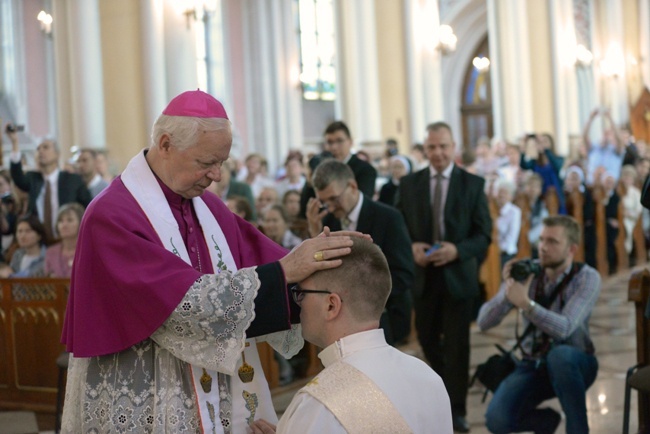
[397, 165, 492, 300]
[347, 154, 377, 198]
[322, 194, 414, 295]
[10, 162, 91, 215]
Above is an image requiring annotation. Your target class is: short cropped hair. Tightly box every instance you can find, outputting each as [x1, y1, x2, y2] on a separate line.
[324, 121, 352, 139]
[426, 121, 453, 136]
[311, 159, 354, 191]
[312, 237, 391, 322]
[151, 115, 231, 151]
[543, 215, 581, 246]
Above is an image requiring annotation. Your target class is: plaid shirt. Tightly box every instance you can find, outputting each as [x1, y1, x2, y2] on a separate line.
[477, 262, 601, 358]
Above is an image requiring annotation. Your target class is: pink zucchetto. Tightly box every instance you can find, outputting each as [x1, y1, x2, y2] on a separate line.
[162, 89, 229, 119]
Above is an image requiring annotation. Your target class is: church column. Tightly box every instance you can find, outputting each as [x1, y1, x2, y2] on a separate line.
[140, 0, 167, 131]
[52, 0, 106, 153]
[335, 0, 382, 144]
[593, 0, 628, 125]
[162, 0, 198, 99]
[238, 0, 302, 174]
[490, 0, 534, 142]
[404, 0, 444, 141]
[640, 0, 650, 90]
[486, 0, 503, 141]
[548, 0, 580, 156]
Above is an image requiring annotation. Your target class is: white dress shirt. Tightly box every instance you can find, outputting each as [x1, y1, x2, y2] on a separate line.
[496, 202, 522, 255]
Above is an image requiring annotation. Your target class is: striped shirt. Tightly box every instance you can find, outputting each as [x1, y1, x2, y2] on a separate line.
[477, 262, 601, 357]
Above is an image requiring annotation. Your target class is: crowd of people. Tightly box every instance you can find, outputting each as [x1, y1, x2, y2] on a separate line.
[2, 93, 647, 433]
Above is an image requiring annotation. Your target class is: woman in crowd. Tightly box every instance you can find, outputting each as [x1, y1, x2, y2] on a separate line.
[0, 215, 47, 277]
[262, 204, 302, 250]
[45, 203, 85, 277]
[520, 133, 567, 214]
[378, 155, 411, 206]
[620, 165, 643, 258]
[0, 169, 19, 258]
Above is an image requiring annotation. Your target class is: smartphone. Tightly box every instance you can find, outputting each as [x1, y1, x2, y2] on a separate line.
[425, 243, 442, 256]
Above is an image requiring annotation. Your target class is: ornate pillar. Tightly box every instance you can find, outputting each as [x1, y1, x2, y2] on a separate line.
[639, 0, 650, 91]
[336, 0, 382, 144]
[549, 0, 580, 156]
[53, 0, 106, 151]
[140, 0, 167, 131]
[238, 0, 302, 173]
[492, 0, 534, 141]
[594, 0, 628, 125]
[404, 0, 444, 141]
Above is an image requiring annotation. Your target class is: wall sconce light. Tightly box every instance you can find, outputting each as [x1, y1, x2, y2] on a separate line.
[575, 44, 593, 67]
[37, 10, 53, 37]
[599, 42, 624, 78]
[182, 0, 218, 29]
[437, 25, 457, 55]
[472, 56, 490, 72]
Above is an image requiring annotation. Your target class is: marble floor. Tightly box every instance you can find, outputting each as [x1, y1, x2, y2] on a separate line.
[270, 268, 643, 433]
[0, 267, 643, 433]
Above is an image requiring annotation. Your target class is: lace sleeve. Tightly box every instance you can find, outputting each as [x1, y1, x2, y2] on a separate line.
[151, 267, 259, 375]
[257, 324, 304, 358]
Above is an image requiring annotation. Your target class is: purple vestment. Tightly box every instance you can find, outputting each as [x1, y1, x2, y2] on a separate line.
[62, 176, 289, 357]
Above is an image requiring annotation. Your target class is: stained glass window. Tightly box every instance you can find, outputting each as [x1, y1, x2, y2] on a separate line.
[297, 0, 336, 101]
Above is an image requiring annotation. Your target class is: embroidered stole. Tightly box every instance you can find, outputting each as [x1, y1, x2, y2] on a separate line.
[121, 151, 277, 434]
[302, 361, 413, 434]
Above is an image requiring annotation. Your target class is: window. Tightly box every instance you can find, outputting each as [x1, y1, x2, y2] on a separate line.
[297, 0, 336, 101]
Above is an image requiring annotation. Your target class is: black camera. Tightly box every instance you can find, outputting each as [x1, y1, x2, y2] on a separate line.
[0, 193, 14, 205]
[509, 259, 542, 282]
[5, 124, 25, 134]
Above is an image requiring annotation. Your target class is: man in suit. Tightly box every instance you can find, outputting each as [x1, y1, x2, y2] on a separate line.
[8, 133, 90, 242]
[397, 121, 492, 432]
[306, 159, 414, 345]
[76, 148, 109, 198]
[299, 121, 377, 217]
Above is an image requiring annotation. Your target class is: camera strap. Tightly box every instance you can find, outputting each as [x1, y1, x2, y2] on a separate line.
[526, 261, 584, 357]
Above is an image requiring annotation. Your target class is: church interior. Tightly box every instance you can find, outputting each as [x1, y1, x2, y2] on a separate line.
[1, 0, 650, 432]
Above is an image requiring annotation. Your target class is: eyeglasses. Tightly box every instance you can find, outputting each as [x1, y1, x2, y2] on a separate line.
[290, 284, 341, 305]
[319, 185, 349, 208]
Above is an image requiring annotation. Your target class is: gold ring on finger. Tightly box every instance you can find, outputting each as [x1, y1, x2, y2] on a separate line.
[314, 251, 324, 262]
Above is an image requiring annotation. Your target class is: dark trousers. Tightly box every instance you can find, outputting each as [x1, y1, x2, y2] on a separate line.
[415, 268, 472, 416]
[485, 345, 598, 434]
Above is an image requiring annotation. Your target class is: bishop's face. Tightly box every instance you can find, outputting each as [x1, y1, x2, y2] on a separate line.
[165, 128, 232, 199]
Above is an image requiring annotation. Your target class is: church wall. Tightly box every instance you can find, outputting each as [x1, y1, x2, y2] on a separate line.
[375, 0, 411, 153]
[98, 0, 147, 170]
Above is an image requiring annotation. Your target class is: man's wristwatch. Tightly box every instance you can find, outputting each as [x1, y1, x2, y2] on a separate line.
[524, 300, 536, 314]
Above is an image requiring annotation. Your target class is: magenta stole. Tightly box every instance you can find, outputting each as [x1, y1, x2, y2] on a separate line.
[61, 174, 288, 357]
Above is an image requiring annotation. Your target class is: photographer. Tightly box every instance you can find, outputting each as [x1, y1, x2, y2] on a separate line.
[477, 215, 600, 434]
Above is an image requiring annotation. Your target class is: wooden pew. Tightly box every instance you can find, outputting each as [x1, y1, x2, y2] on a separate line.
[633, 217, 648, 266]
[566, 189, 585, 262]
[544, 186, 560, 216]
[628, 268, 650, 432]
[514, 192, 532, 259]
[617, 184, 630, 272]
[591, 186, 610, 276]
[479, 198, 502, 300]
[0, 278, 69, 413]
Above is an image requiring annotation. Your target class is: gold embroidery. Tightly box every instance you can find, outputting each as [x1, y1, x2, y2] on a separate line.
[200, 368, 212, 393]
[242, 390, 258, 425]
[238, 342, 254, 383]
